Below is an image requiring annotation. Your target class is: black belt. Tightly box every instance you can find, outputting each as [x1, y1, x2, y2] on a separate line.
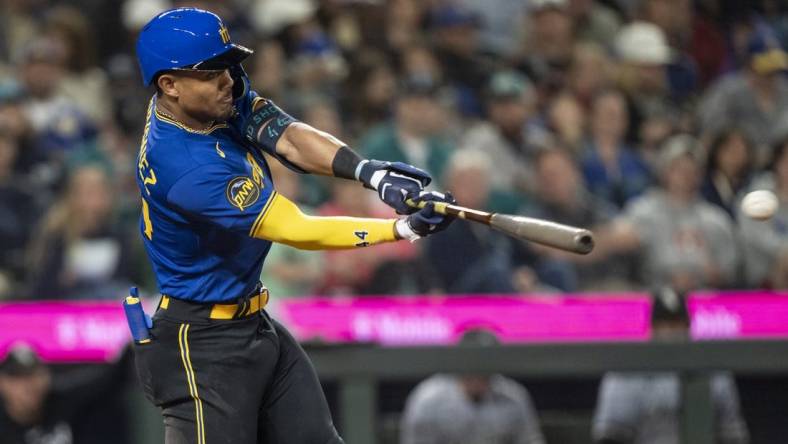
[158, 284, 269, 320]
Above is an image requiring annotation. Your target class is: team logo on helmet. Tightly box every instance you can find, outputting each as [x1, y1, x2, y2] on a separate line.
[226, 176, 260, 211]
[219, 25, 231, 44]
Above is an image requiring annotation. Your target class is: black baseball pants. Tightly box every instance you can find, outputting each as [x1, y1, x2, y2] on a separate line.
[133, 299, 344, 444]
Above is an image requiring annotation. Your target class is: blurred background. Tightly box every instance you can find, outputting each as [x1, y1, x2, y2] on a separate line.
[1, 0, 788, 443]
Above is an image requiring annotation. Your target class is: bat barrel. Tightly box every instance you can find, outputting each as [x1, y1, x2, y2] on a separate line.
[573, 231, 595, 255]
[490, 214, 595, 255]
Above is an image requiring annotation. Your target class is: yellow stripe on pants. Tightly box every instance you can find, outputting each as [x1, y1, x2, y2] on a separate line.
[178, 324, 206, 444]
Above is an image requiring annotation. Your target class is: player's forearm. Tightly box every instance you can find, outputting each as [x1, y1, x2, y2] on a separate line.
[251, 192, 398, 250]
[275, 122, 346, 176]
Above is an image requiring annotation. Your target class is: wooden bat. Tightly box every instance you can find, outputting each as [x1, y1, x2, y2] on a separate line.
[406, 199, 595, 255]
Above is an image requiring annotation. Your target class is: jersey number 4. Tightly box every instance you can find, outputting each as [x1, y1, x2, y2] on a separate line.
[354, 230, 369, 247]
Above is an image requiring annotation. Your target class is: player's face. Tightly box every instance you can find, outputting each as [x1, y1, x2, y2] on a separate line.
[172, 69, 235, 123]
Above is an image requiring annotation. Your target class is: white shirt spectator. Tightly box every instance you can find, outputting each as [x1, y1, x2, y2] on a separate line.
[622, 189, 738, 290]
[400, 374, 545, 444]
[593, 372, 749, 444]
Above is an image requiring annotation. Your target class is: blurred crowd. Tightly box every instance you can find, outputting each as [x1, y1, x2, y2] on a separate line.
[1, 0, 788, 302]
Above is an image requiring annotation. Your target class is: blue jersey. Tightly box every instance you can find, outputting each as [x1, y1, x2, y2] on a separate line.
[135, 90, 277, 302]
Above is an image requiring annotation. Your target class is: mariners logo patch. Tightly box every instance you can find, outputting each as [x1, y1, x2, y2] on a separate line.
[226, 177, 260, 211]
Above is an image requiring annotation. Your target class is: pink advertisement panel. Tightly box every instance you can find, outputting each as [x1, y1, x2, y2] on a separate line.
[688, 291, 788, 340]
[0, 301, 130, 363]
[5, 291, 786, 362]
[276, 294, 652, 345]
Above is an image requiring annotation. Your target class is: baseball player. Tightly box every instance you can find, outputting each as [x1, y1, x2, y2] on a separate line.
[132, 8, 455, 444]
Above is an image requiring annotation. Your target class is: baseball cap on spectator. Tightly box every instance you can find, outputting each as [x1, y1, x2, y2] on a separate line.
[252, 0, 317, 35]
[121, 0, 171, 31]
[0, 344, 42, 376]
[748, 27, 788, 75]
[487, 70, 534, 101]
[615, 22, 673, 65]
[429, 5, 480, 30]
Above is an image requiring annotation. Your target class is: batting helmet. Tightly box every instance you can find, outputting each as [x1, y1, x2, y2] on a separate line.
[136, 8, 252, 86]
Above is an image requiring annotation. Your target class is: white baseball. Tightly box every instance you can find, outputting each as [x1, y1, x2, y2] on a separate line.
[741, 190, 779, 221]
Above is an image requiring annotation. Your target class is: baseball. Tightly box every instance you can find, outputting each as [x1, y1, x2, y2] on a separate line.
[741, 190, 779, 220]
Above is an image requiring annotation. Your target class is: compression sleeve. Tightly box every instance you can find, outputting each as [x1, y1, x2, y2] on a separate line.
[250, 192, 398, 250]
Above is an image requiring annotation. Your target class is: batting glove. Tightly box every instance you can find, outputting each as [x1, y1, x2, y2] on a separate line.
[395, 191, 456, 241]
[357, 160, 432, 215]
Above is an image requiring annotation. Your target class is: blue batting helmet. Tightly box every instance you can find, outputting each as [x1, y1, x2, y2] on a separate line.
[136, 8, 252, 86]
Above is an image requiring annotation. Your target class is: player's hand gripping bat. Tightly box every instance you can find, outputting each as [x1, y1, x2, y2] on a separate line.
[406, 198, 595, 255]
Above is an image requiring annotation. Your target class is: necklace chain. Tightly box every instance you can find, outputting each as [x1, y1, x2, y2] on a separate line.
[155, 104, 217, 132]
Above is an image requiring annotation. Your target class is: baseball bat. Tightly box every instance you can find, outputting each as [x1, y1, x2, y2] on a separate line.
[406, 199, 595, 255]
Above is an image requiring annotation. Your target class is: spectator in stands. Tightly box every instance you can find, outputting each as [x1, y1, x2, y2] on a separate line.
[384, 0, 427, 54]
[287, 18, 348, 113]
[569, 0, 622, 48]
[399, 44, 445, 99]
[346, 50, 398, 133]
[567, 42, 614, 109]
[636, 0, 725, 91]
[427, 150, 533, 293]
[0, 345, 68, 444]
[16, 37, 97, 155]
[581, 88, 652, 209]
[636, 0, 701, 101]
[614, 22, 675, 116]
[249, 41, 287, 105]
[45, 6, 112, 126]
[698, 26, 788, 164]
[763, 0, 788, 49]
[597, 134, 738, 292]
[592, 287, 749, 444]
[0, 0, 39, 67]
[520, 0, 576, 91]
[546, 92, 586, 155]
[428, 4, 494, 115]
[456, 0, 528, 58]
[0, 88, 29, 144]
[738, 136, 788, 288]
[636, 101, 677, 170]
[637, 0, 693, 49]
[104, 53, 149, 139]
[25, 164, 134, 300]
[460, 70, 548, 199]
[360, 76, 453, 183]
[0, 344, 133, 444]
[701, 128, 755, 219]
[528, 147, 632, 291]
[400, 329, 546, 444]
[0, 133, 41, 297]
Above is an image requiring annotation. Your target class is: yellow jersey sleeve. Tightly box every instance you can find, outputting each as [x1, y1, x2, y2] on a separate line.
[250, 192, 398, 250]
